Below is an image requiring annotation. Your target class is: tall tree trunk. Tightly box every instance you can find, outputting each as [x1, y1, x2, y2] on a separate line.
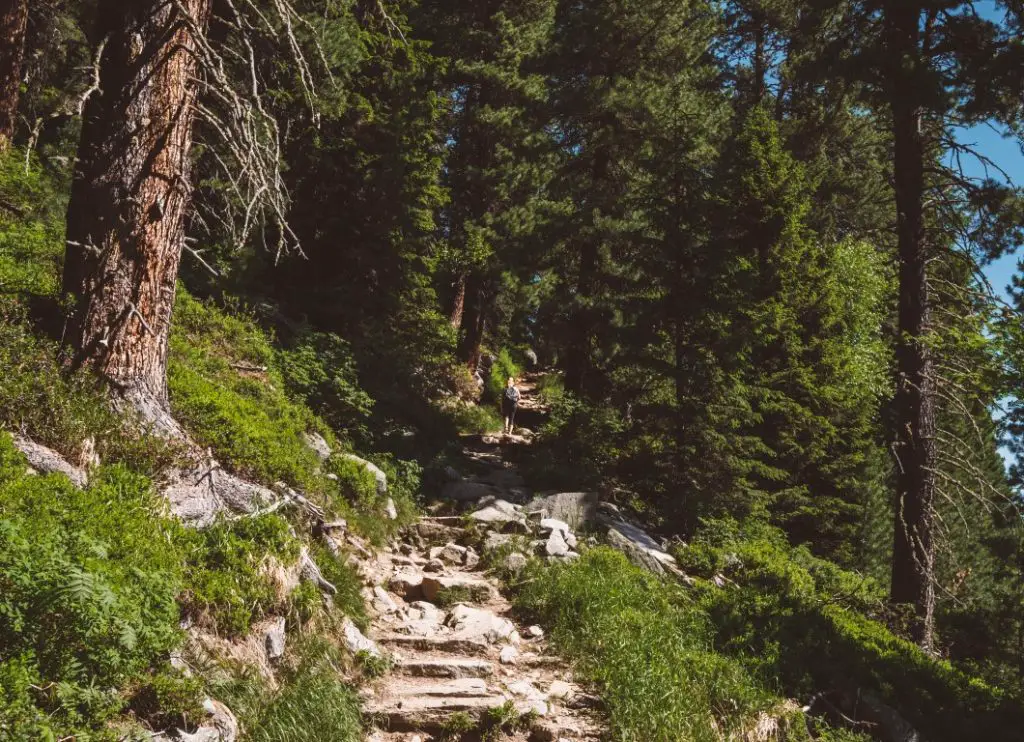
[885, 1, 936, 651]
[0, 0, 29, 150]
[63, 0, 211, 431]
[450, 272, 467, 329]
[458, 273, 487, 371]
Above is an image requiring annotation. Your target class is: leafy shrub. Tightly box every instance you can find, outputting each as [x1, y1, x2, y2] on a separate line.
[514, 548, 773, 742]
[180, 514, 300, 637]
[485, 348, 522, 404]
[169, 290, 333, 491]
[323, 453, 420, 544]
[277, 330, 374, 443]
[0, 435, 185, 739]
[685, 530, 1024, 742]
[307, 540, 368, 630]
[216, 639, 362, 742]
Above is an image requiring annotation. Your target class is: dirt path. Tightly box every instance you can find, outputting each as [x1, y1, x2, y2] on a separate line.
[359, 377, 606, 741]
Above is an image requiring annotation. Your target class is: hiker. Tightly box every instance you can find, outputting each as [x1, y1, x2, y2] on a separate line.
[502, 376, 520, 435]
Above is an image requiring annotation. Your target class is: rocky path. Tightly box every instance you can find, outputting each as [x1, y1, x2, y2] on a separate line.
[359, 377, 606, 742]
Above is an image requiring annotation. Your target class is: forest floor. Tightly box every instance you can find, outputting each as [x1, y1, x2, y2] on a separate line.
[359, 376, 608, 742]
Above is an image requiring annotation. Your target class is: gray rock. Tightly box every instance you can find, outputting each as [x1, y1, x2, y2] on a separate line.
[525, 348, 539, 367]
[545, 529, 570, 557]
[163, 466, 281, 528]
[340, 453, 388, 497]
[424, 558, 446, 573]
[526, 492, 599, 530]
[565, 531, 578, 549]
[539, 517, 571, 534]
[525, 625, 544, 638]
[503, 552, 528, 573]
[464, 547, 480, 570]
[303, 432, 332, 461]
[165, 698, 238, 742]
[604, 525, 680, 577]
[372, 585, 400, 614]
[385, 497, 398, 520]
[482, 532, 514, 553]
[388, 571, 424, 600]
[12, 435, 88, 487]
[470, 499, 528, 530]
[264, 617, 286, 660]
[442, 480, 498, 502]
[342, 617, 382, 657]
[446, 604, 518, 644]
[500, 645, 520, 664]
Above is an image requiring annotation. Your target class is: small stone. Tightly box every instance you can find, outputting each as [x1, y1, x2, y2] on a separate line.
[372, 586, 399, 614]
[540, 517, 571, 534]
[264, 617, 287, 660]
[341, 617, 381, 657]
[564, 531, 578, 549]
[441, 543, 468, 564]
[385, 497, 398, 520]
[545, 529, 570, 557]
[500, 645, 519, 664]
[525, 625, 544, 638]
[503, 552, 528, 573]
[464, 547, 480, 570]
[424, 558, 446, 573]
[482, 532, 514, 553]
[547, 680, 573, 699]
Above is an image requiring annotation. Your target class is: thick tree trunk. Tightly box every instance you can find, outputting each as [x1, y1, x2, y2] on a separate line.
[63, 0, 211, 431]
[450, 272, 467, 329]
[0, 0, 29, 149]
[457, 273, 487, 371]
[885, 2, 936, 652]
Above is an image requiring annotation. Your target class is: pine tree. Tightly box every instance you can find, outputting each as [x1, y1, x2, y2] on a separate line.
[0, 0, 28, 149]
[62, 0, 211, 432]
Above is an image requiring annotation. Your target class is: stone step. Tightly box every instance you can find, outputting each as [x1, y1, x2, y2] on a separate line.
[421, 574, 498, 604]
[375, 633, 491, 656]
[395, 657, 494, 679]
[365, 679, 509, 732]
[364, 693, 510, 732]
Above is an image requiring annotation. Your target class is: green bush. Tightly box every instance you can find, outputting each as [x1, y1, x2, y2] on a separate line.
[169, 291, 333, 491]
[216, 639, 362, 742]
[0, 435, 186, 739]
[514, 548, 774, 742]
[685, 530, 1024, 742]
[323, 453, 420, 545]
[180, 514, 300, 637]
[277, 331, 374, 442]
[485, 348, 523, 404]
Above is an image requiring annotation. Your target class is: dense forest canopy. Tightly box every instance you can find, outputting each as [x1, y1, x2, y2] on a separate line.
[3, 0, 1024, 739]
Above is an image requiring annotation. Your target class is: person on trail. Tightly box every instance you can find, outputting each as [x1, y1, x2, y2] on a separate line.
[502, 376, 520, 435]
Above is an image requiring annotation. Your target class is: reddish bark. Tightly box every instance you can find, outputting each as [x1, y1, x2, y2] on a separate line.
[0, 0, 29, 149]
[63, 0, 211, 428]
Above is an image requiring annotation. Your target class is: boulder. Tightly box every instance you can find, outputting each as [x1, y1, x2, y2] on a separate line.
[341, 617, 382, 658]
[482, 532, 514, 553]
[388, 571, 424, 600]
[168, 698, 238, 742]
[464, 547, 480, 570]
[539, 518, 571, 534]
[526, 492, 599, 530]
[470, 499, 528, 531]
[339, 453, 388, 497]
[162, 465, 280, 528]
[503, 552, 528, 574]
[263, 617, 287, 660]
[303, 431, 332, 461]
[604, 525, 681, 577]
[446, 604, 518, 644]
[441, 480, 498, 502]
[12, 436, 88, 487]
[421, 575, 496, 604]
[500, 645, 520, 664]
[385, 497, 398, 520]
[545, 529, 570, 557]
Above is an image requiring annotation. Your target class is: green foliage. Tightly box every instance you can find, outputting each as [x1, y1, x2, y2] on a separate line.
[277, 330, 374, 443]
[485, 348, 523, 404]
[680, 522, 1024, 742]
[216, 639, 362, 742]
[180, 514, 300, 637]
[514, 548, 773, 742]
[448, 401, 503, 435]
[169, 291, 332, 491]
[306, 541, 368, 631]
[0, 435, 185, 739]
